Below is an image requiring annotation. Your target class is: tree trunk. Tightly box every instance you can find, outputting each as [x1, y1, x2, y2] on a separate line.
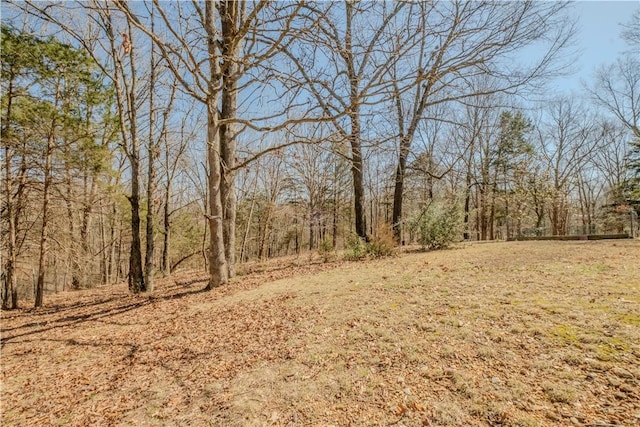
[2, 148, 18, 309]
[80, 174, 95, 284]
[161, 181, 171, 276]
[258, 203, 273, 260]
[489, 183, 497, 240]
[240, 194, 256, 263]
[463, 177, 472, 241]
[204, 0, 228, 289]
[64, 161, 80, 289]
[35, 121, 56, 308]
[115, 217, 123, 283]
[117, 21, 145, 294]
[205, 101, 229, 288]
[475, 189, 481, 240]
[108, 201, 117, 284]
[129, 150, 145, 292]
[99, 205, 107, 284]
[479, 186, 487, 240]
[351, 141, 367, 241]
[2, 77, 18, 309]
[126, 82, 145, 292]
[309, 208, 315, 251]
[344, 2, 367, 241]
[392, 143, 407, 242]
[219, 0, 240, 279]
[391, 86, 433, 242]
[145, 15, 157, 292]
[332, 176, 338, 249]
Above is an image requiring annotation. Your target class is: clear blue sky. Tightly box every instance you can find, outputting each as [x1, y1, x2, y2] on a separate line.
[554, 0, 639, 94]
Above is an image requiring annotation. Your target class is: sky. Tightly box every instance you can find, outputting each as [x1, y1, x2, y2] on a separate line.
[553, 0, 639, 94]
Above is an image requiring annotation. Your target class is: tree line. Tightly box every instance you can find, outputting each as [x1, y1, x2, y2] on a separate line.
[1, 1, 638, 308]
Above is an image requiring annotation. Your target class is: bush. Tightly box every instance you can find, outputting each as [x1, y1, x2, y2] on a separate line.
[367, 223, 396, 258]
[344, 233, 367, 261]
[343, 224, 397, 261]
[412, 203, 462, 250]
[317, 238, 334, 263]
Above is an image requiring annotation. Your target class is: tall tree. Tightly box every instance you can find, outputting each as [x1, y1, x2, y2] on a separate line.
[13, 1, 151, 293]
[494, 111, 533, 239]
[115, 0, 308, 287]
[103, 8, 146, 293]
[218, 0, 241, 278]
[144, 7, 158, 292]
[281, 1, 408, 240]
[1, 25, 43, 308]
[387, 1, 575, 241]
[143, 7, 177, 291]
[537, 98, 601, 235]
[589, 10, 640, 209]
[2, 24, 111, 306]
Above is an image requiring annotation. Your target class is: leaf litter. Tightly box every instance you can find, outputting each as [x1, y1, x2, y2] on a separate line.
[1, 240, 639, 426]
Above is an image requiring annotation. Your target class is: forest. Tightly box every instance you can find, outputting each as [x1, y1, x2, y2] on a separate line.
[1, 1, 639, 309]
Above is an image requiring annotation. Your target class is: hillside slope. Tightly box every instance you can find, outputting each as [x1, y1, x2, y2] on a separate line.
[2, 241, 639, 426]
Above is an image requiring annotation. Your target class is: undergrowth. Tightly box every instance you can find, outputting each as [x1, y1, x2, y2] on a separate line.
[344, 223, 396, 260]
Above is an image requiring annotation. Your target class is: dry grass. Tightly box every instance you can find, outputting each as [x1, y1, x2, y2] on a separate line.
[1, 240, 639, 426]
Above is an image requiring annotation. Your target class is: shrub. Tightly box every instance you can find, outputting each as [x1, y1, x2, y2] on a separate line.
[367, 222, 396, 258]
[344, 233, 367, 261]
[317, 238, 334, 263]
[412, 203, 462, 250]
[343, 224, 397, 261]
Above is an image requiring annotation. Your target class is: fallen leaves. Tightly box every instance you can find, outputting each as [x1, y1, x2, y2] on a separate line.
[1, 241, 639, 426]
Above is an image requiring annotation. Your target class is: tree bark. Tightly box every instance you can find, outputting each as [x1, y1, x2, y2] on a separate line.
[80, 172, 96, 283]
[2, 75, 18, 309]
[145, 12, 157, 292]
[392, 137, 409, 242]
[1, 148, 17, 308]
[64, 157, 80, 289]
[204, 0, 228, 289]
[258, 202, 274, 260]
[219, 0, 239, 278]
[161, 181, 170, 276]
[351, 136, 367, 240]
[35, 109, 57, 308]
[463, 172, 473, 241]
[129, 150, 145, 292]
[205, 102, 228, 288]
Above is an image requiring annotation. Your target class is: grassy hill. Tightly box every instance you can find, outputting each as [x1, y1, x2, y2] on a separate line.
[2, 240, 639, 426]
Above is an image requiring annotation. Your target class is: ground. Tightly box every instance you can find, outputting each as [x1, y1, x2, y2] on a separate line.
[1, 240, 639, 427]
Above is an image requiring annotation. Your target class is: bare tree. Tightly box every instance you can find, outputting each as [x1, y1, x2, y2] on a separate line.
[11, 1, 151, 293]
[285, 142, 335, 250]
[160, 101, 193, 277]
[143, 5, 177, 291]
[591, 57, 640, 139]
[144, 7, 158, 292]
[103, 7, 146, 293]
[536, 98, 601, 235]
[589, 10, 639, 139]
[280, 1, 408, 240]
[115, 0, 311, 287]
[454, 93, 500, 240]
[592, 122, 633, 199]
[387, 1, 575, 241]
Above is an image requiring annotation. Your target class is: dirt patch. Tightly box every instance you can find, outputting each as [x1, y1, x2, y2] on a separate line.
[2, 241, 639, 426]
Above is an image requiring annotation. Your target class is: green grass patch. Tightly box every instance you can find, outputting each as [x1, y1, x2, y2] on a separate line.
[549, 324, 581, 346]
[582, 263, 612, 273]
[618, 313, 640, 326]
[595, 337, 630, 361]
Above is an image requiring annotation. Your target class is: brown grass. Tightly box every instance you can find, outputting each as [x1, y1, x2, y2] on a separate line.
[2, 240, 639, 426]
